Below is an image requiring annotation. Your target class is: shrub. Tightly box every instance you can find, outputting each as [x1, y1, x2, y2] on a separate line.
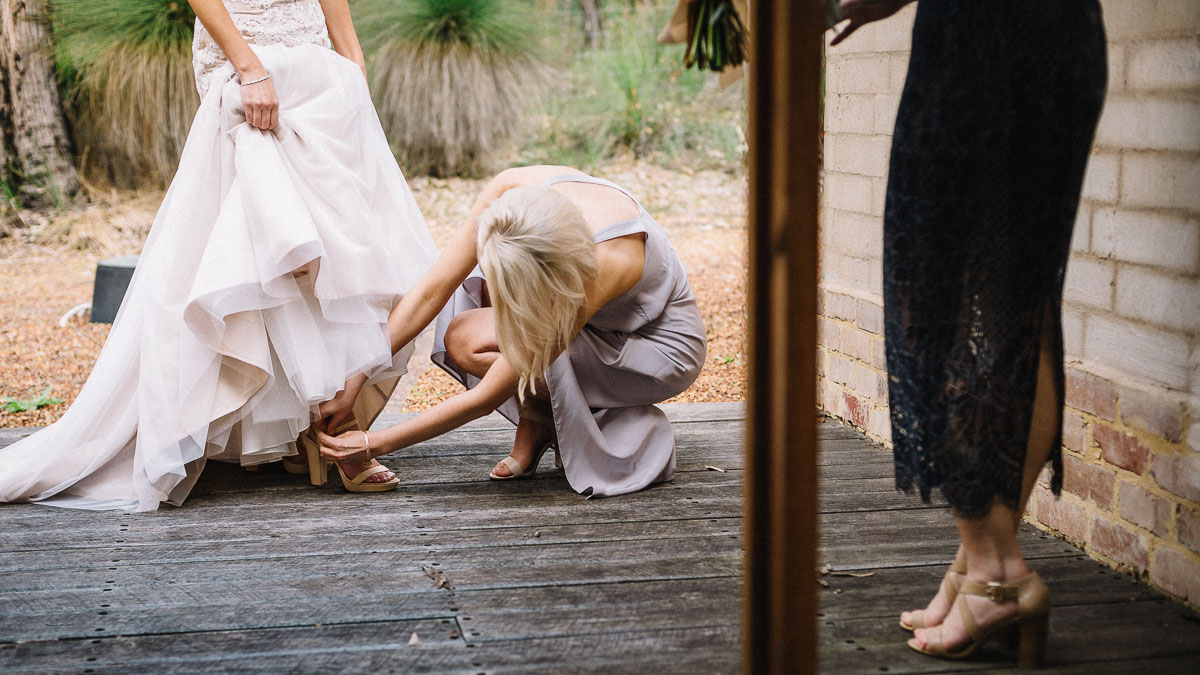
[53, 0, 198, 188]
[517, 3, 745, 173]
[357, 0, 547, 177]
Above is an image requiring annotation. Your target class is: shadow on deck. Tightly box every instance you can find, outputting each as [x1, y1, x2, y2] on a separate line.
[1, 403, 1197, 673]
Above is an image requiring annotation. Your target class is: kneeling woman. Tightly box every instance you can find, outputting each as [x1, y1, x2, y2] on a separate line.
[317, 165, 706, 496]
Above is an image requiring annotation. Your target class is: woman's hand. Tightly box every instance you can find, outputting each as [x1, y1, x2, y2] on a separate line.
[317, 373, 368, 432]
[317, 429, 376, 464]
[240, 73, 279, 130]
[830, 0, 915, 46]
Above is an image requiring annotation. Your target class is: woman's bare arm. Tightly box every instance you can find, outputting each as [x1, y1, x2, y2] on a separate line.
[317, 166, 572, 429]
[187, 0, 279, 129]
[318, 355, 520, 462]
[318, 0, 366, 77]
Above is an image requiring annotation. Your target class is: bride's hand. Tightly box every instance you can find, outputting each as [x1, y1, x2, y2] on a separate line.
[317, 429, 375, 464]
[317, 373, 368, 432]
[239, 71, 279, 130]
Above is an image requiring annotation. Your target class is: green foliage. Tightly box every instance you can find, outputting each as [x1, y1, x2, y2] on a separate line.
[518, 3, 745, 173]
[359, 0, 547, 177]
[53, 0, 198, 188]
[2, 389, 64, 414]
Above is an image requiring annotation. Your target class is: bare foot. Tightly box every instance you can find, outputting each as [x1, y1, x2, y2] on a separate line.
[337, 458, 395, 483]
[900, 564, 964, 629]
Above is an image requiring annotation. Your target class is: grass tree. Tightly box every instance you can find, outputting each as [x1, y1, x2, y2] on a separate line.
[53, 0, 198, 188]
[358, 0, 546, 177]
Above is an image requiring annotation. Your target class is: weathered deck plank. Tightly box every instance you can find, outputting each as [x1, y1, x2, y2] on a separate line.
[2, 403, 1197, 673]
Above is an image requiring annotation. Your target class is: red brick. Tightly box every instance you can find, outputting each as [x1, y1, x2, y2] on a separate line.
[1179, 508, 1200, 556]
[1149, 547, 1200, 604]
[827, 291, 857, 321]
[1061, 414, 1088, 455]
[843, 392, 869, 429]
[1118, 482, 1171, 538]
[1066, 369, 1118, 421]
[1035, 487, 1087, 543]
[1062, 455, 1115, 508]
[1119, 386, 1184, 443]
[1090, 516, 1150, 571]
[856, 298, 884, 335]
[1095, 425, 1150, 474]
[1151, 452, 1200, 503]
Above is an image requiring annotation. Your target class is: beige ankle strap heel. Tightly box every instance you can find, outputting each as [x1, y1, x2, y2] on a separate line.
[908, 571, 1050, 669]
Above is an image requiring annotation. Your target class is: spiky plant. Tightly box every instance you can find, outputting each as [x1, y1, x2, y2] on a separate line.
[358, 0, 546, 177]
[53, 0, 198, 188]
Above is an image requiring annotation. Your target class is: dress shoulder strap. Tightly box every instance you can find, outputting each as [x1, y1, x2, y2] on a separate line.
[541, 174, 649, 243]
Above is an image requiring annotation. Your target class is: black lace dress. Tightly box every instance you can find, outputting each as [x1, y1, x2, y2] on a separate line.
[884, 0, 1107, 517]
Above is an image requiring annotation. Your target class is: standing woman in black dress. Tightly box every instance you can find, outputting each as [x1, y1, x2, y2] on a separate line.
[833, 0, 1107, 667]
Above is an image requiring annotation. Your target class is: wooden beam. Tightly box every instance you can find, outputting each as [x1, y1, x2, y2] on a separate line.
[743, 1, 822, 672]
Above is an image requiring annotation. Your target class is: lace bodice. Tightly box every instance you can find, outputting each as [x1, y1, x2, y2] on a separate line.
[192, 0, 330, 98]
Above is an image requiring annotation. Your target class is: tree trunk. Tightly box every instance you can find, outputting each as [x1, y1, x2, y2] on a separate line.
[580, 0, 603, 49]
[0, 0, 79, 210]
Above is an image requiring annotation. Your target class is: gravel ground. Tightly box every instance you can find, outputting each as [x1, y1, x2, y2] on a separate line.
[0, 159, 746, 429]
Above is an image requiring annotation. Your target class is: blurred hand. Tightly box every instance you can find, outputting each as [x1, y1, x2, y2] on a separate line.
[316, 373, 367, 432]
[831, 0, 914, 46]
[317, 429, 374, 464]
[240, 74, 279, 130]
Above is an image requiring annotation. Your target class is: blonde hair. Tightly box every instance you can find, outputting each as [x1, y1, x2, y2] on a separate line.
[477, 185, 598, 399]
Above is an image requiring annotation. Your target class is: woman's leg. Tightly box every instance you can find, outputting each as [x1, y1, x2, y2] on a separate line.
[443, 309, 555, 477]
[913, 322, 1059, 650]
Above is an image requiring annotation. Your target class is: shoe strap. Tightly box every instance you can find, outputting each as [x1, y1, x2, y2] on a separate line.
[346, 463, 391, 484]
[498, 455, 526, 478]
[960, 580, 1019, 603]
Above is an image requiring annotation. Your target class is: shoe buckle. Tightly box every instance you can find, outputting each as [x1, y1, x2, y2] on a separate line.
[985, 581, 1009, 602]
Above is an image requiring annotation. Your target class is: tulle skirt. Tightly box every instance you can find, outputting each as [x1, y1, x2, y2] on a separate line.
[0, 44, 437, 511]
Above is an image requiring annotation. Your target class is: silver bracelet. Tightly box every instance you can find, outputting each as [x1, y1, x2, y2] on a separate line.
[241, 74, 271, 87]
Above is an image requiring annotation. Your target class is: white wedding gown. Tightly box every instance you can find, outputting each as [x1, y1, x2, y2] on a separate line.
[0, 0, 437, 511]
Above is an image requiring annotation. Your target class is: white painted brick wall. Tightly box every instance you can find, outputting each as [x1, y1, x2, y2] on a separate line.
[1092, 209, 1200, 273]
[1085, 316, 1192, 391]
[1065, 257, 1115, 311]
[1121, 153, 1200, 212]
[1096, 96, 1200, 152]
[1128, 38, 1200, 90]
[1114, 268, 1200, 333]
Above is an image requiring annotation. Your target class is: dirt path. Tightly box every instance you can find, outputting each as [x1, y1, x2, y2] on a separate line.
[0, 160, 746, 428]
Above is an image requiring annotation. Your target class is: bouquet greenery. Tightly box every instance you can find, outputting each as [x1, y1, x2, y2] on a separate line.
[682, 0, 747, 72]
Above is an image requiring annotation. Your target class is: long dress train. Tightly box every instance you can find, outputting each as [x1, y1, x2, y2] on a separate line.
[0, 0, 437, 511]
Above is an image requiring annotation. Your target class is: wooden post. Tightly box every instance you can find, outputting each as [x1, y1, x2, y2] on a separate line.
[743, 1, 822, 673]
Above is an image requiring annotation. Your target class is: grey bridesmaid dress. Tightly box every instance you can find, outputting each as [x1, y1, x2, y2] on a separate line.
[431, 175, 707, 496]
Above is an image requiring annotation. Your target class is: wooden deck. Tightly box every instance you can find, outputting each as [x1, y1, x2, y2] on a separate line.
[1, 403, 1198, 673]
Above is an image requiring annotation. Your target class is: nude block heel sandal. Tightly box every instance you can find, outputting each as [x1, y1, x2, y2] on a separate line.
[900, 559, 968, 631]
[489, 404, 560, 480]
[908, 571, 1051, 669]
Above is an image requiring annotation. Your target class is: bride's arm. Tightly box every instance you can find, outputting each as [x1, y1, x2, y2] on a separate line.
[187, 0, 278, 129]
[318, 0, 366, 78]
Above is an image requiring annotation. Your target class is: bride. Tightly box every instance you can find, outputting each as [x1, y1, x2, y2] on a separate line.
[0, 0, 437, 511]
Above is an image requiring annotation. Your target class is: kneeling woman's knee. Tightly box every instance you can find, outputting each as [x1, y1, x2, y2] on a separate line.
[444, 312, 494, 374]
